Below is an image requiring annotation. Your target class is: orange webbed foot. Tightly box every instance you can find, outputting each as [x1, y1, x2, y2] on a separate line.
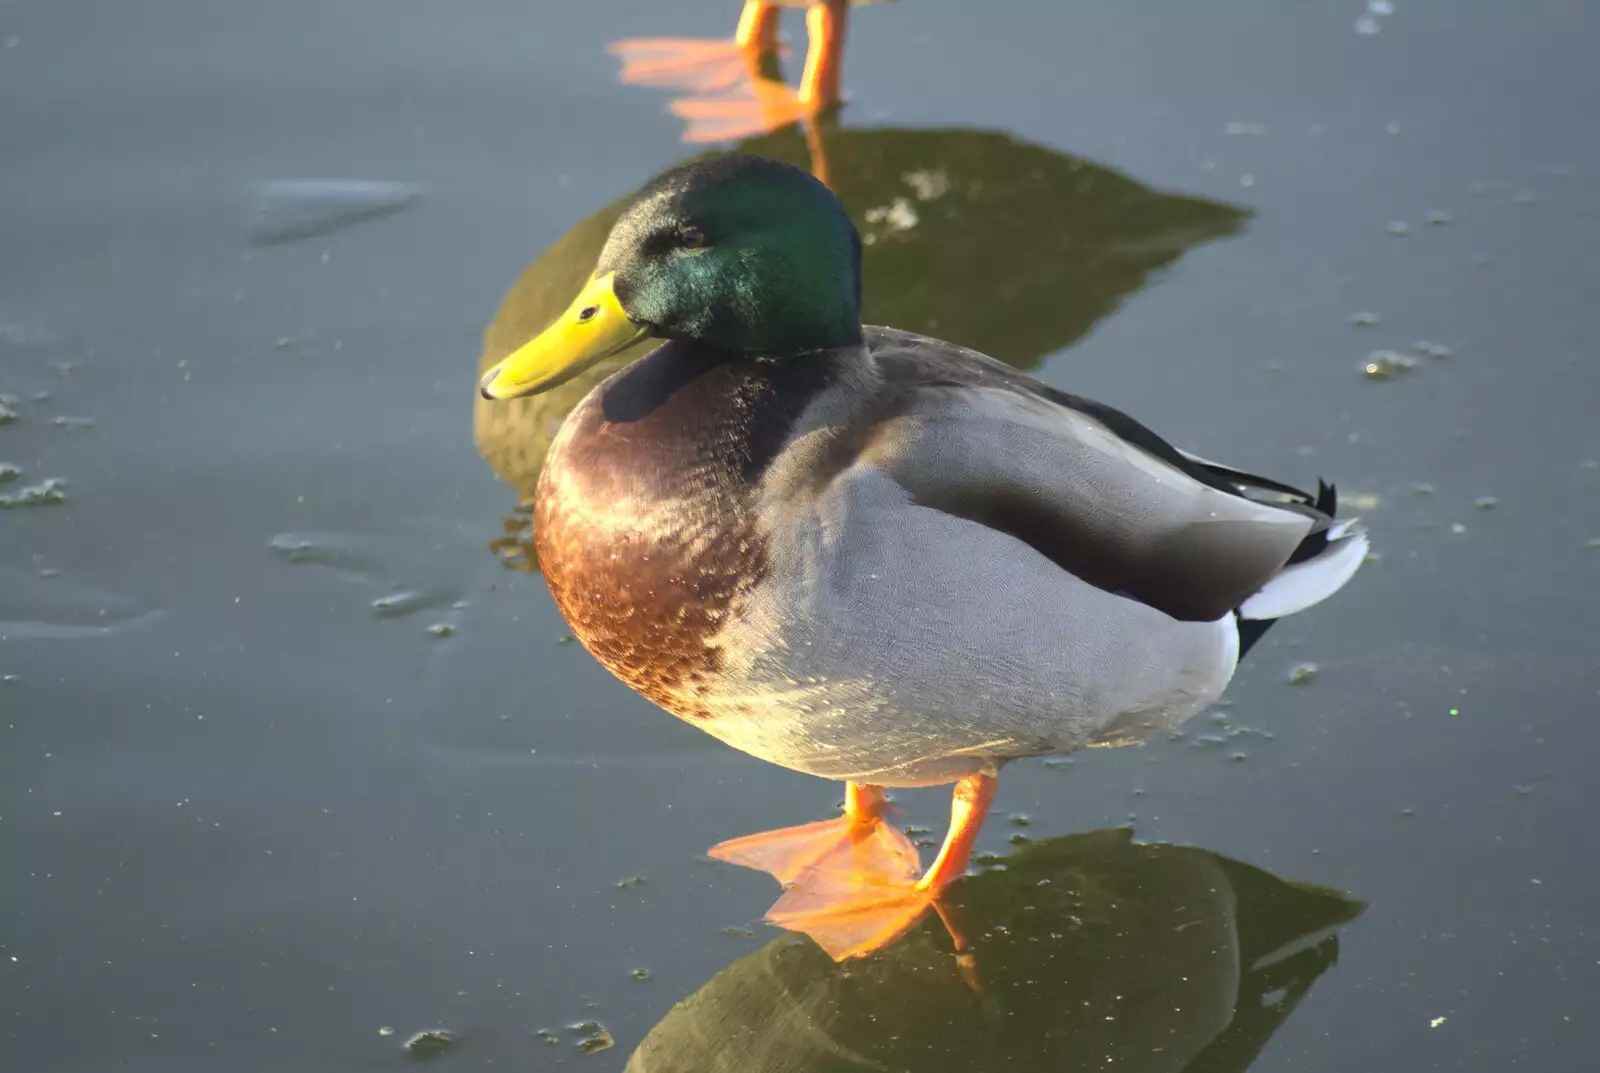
[610, 2, 785, 97]
[606, 37, 782, 97]
[665, 0, 846, 144]
[708, 784, 919, 887]
[670, 77, 837, 144]
[765, 866, 942, 960]
[713, 774, 999, 964]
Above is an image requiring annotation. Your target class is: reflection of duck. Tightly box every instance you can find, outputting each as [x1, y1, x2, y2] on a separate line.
[476, 153, 1369, 960]
[476, 126, 1250, 514]
[609, 1, 888, 143]
[626, 829, 1364, 1073]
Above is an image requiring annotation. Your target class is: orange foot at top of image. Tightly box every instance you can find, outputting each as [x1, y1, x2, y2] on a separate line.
[609, 0, 866, 143]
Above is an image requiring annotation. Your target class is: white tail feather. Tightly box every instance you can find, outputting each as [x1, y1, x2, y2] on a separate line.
[1238, 523, 1369, 620]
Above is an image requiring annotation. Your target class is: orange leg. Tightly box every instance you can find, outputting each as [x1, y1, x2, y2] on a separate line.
[843, 781, 887, 823]
[916, 772, 997, 892]
[758, 772, 999, 961]
[733, 0, 781, 52]
[933, 900, 983, 993]
[798, 0, 847, 111]
[801, 115, 833, 190]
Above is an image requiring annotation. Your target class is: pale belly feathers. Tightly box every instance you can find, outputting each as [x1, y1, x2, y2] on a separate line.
[688, 462, 1241, 786]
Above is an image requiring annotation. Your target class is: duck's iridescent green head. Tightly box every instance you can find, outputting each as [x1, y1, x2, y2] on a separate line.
[480, 154, 863, 400]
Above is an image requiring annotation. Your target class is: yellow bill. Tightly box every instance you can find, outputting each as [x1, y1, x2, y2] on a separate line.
[478, 272, 648, 400]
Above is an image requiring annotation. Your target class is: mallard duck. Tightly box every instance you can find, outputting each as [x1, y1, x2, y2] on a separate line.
[478, 153, 1369, 961]
[609, 1, 887, 143]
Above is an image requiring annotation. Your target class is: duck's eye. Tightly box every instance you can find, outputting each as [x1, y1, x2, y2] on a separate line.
[577, 305, 598, 322]
[677, 226, 708, 250]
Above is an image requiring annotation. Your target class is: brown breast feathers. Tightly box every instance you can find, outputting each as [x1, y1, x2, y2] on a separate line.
[532, 341, 839, 720]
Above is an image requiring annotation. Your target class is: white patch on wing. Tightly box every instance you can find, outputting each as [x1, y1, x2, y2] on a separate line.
[1239, 524, 1370, 620]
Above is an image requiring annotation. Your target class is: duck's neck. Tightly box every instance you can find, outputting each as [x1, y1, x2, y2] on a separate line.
[581, 341, 865, 494]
